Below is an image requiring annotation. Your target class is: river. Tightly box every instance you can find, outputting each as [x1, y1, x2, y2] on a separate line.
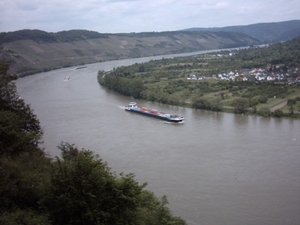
[15, 53, 300, 225]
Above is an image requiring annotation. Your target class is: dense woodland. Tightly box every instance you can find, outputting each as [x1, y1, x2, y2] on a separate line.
[98, 36, 300, 118]
[0, 29, 109, 45]
[0, 62, 186, 224]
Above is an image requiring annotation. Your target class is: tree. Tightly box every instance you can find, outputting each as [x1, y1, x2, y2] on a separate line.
[192, 97, 210, 110]
[0, 149, 51, 211]
[1, 62, 43, 156]
[57, 142, 79, 161]
[258, 106, 271, 117]
[210, 97, 223, 111]
[0, 209, 51, 225]
[138, 191, 186, 225]
[46, 143, 145, 225]
[231, 98, 249, 114]
[0, 61, 51, 224]
[258, 95, 268, 104]
[273, 109, 283, 118]
[129, 78, 145, 99]
[46, 143, 186, 225]
[287, 98, 297, 106]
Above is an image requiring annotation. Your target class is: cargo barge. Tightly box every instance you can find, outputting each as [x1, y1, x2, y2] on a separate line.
[125, 102, 184, 123]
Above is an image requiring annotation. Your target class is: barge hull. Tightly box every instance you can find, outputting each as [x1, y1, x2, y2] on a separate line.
[126, 109, 183, 122]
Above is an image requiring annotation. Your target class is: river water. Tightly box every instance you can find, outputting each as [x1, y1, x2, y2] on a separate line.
[15, 53, 300, 225]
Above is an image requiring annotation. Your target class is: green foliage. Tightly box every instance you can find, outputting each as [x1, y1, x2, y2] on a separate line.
[257, 95, 268, 104]
[0, 29, 57, 45]
[287, 98, 297, 105]
[0, 209, 51, 225]
[236, 36, 300, 68]
[55, 30, 107, 42]
[101, 74, 145, 98]
[0, 151, 51, 210]
[257, 106, 271, 117]
[232, 98, 249, 114]
[0, 83, 42, 156]
[273, 109, 284, 118]
[138, 191, 186, 225]
[46, 143, 185, 225]
[192, 97, 223, 111]
[57, 142, 79, 161]
[0, 29, 108, 45]
[0, 62, 51, 225]
[249, 98, 259, 107]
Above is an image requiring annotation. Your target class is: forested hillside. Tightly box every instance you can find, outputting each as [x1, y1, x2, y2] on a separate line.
[184, 20, 300, 43]
[0, 29, 259, 76]
[0, 62, 186, 224]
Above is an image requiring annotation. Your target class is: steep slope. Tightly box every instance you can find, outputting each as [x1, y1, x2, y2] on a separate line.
[0, 30, 259, 76]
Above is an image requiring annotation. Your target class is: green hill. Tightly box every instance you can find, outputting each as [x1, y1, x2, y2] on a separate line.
[183, 20, 300, 43]
[0, 29, 259, 76]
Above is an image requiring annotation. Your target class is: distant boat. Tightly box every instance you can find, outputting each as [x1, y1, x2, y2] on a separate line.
[64, 76, 70, 81]
[125, 102, 184, 123]
[75, 66, 87, 70]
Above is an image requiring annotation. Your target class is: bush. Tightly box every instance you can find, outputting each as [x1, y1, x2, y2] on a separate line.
[273, 109, 283, 118]
[258, 106, 271, 117]
[258, 95, 268, 103]
[287, 98, 297, 105]
[232, 98, 249, 114]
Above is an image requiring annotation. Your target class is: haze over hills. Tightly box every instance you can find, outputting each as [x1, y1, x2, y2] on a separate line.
[182, 20, 300, 43]
[0, 20, 299, 76]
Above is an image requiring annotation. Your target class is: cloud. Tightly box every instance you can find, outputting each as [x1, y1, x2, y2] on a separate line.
[0, 0, 299, 33]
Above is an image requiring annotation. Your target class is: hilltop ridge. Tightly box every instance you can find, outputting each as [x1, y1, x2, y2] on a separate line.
[183, 20, 300, 43]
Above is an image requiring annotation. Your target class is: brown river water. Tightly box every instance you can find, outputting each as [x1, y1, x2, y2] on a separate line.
[15, 54, 300, 225]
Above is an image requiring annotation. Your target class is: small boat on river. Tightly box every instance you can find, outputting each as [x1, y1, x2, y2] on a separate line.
[75, 66, 87, 70]
[125, 102, 184, 123]
[64, 76, 70, 81]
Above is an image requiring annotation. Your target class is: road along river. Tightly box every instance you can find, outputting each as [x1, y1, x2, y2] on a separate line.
[15, 53, 300, 225]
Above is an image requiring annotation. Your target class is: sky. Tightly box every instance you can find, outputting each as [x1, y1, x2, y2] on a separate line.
[0, 0, 299, 33]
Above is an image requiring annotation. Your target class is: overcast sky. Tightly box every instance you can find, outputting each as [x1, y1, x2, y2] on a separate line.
[1, 0, 299, 33]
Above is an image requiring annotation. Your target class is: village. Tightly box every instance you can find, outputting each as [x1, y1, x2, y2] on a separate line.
[187, 67, 300, 84]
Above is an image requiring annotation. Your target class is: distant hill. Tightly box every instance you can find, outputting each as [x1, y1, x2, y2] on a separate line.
[0, 30, 259, 76]
[183, 20, 300, 43]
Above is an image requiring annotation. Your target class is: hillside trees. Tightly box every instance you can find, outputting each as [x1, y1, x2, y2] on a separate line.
[98, 73, 145, 98]
[46, 142, 186, 225]
[0, 61, 44, 156]
[46, 143, 145, 225]
[0, 61, 52, 224]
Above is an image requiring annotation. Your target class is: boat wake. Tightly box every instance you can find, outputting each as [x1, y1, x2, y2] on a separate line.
[164, 120, 185, 124]
[64, 76, 70, 81]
